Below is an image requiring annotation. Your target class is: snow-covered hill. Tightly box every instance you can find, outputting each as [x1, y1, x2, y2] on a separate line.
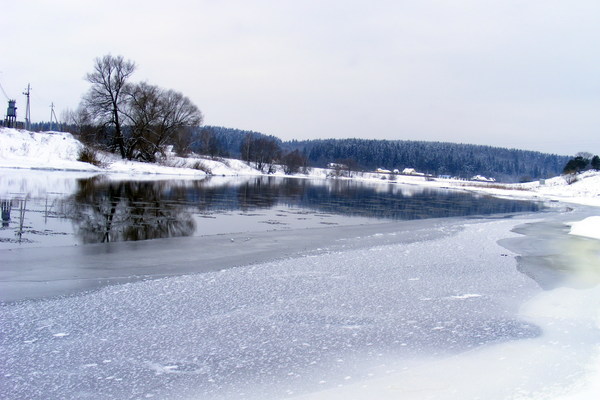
[0, 127, 260, 176]
[0, 128, 93, 171]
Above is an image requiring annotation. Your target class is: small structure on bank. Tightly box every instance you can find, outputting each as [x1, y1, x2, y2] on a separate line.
[4, 100, 17, 128]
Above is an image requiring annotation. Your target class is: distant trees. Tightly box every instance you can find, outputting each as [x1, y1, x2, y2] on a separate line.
[563, 153, 600, 175]
[563, 157, 589, 174]
[70, 56, 574, 181]
[240, 134, 282, 173]
[592, 155, 600, 170]
[78, 54, 203, 161]
[289, 138, 570, 182]
[238, 134, 310, 175]
[281, 150, 308, 175]
[196, 127, 221, 158]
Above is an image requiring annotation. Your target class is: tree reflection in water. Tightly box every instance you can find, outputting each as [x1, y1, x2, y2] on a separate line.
[69, 177, 196, 243]
[65, 176, 542, 245]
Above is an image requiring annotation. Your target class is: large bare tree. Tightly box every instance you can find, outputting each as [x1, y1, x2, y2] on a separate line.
[83, 54, 136, 158]
[123, 82, 203, 161]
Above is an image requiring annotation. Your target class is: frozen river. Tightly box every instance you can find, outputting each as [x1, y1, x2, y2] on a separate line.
[1, 171, 599, 400]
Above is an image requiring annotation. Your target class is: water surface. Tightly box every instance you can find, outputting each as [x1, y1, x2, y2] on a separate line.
[0, 173, 542, 248]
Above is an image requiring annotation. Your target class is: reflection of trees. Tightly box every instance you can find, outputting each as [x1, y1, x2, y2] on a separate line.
[68, 178, 196, 243]
[63, 176, 540, 244]
[236, 176, 279, 211]
[280, 180, 541, 220]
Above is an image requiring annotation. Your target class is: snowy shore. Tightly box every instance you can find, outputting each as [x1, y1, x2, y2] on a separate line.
[1, 128, 600, 399]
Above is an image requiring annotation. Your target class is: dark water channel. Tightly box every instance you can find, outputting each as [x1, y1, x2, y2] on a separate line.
[0, 174, 542, 248]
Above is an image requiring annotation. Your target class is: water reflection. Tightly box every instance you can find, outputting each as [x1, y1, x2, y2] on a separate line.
[62, 176, 541, 244]
[67, 178, 196, 243]
[1, 175, 542, 246]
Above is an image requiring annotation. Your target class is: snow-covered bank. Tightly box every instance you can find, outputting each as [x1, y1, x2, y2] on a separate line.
[0, 128, 256, 177]
[0, 128, 96, 171]
[570, 216, 600, 240]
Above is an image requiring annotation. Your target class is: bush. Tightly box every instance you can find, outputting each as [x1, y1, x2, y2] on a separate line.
[563, 173, 578, 185]
[77, 146, 103, 167]
[191, 160, 212, 174]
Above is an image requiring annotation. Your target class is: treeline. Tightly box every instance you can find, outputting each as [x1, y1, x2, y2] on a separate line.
[190, 129, 569, 182]
[563, 153, 600, 174]
[287, 139, 569, 182]
[187, 126, 281, 159]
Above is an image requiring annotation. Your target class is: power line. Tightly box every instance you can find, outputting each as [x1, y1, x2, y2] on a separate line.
[0, 81, 10, 100]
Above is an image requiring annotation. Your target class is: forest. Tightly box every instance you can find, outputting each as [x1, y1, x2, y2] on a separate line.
[192, 126, 570, 182]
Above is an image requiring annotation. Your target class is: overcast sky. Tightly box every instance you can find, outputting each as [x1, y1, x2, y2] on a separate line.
[2, 0, 599, 155]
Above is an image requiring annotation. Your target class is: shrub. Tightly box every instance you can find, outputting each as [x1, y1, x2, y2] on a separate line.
[191, 160, 212, 174]
[77, 146, 103, 167]
[563, 173, 578, 185]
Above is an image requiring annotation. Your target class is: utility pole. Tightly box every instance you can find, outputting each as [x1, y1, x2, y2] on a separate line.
[22, 83, 31, 130]
[50, 102, 59, 131]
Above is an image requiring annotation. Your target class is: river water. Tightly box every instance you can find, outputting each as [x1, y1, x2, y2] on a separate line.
[0, 171, 541, 249]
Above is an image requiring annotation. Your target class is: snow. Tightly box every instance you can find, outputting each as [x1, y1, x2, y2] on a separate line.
[569, 217, 600, 240]
[1, 127, 600, 399]
[0, 127, 256, 177]
[0, 128, 96, 171]
[522, 171, 600, 207]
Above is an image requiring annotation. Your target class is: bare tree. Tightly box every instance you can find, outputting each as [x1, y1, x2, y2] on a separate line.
[62, 106, 97, 145]
[197, 128, 220, 157]
[240, 134, 281, 173]
[83, 54, 136, 158]
[122, 82, 203, 161]
[171, 126, 196, 157]
[281, 150, 307, 175]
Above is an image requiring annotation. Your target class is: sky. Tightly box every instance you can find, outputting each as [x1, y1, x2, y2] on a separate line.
[2, 0, 599, 156]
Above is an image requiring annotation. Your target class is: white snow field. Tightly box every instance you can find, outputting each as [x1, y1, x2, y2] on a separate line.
[1, 128, 600, 399]
[569, 216, 600, 240]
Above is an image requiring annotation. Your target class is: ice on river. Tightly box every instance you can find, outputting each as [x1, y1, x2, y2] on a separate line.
[1, 217, 599, 400]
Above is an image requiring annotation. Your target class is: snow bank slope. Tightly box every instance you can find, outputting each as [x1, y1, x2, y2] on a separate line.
[0, 128, 98, 171]
[0, 128, 259, 176]
[569, 216, 600, 240]
[528, 171, 600, 206]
